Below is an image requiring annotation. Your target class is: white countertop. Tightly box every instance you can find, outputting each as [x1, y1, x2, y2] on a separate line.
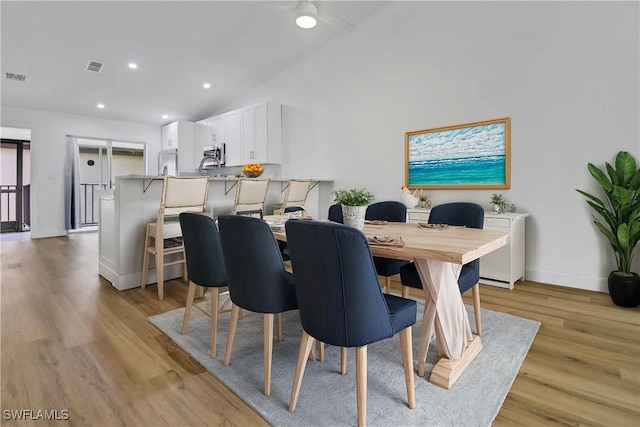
[117, 174, 334, 182]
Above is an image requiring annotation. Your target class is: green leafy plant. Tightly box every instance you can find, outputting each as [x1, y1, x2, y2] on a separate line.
[333, 188, 375, 206]
[418, 189, 429, 202]
[490, 193, 504, 205]
[576, 151, 640, 275]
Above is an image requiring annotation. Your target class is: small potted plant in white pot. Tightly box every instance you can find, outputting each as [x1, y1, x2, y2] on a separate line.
[418, 190, 430, 209]
[333, 188, 375, 230]
[490, 193, 504, 212]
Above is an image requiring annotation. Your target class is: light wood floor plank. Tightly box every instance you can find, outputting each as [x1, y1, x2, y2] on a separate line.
[2, 233, 639, 426]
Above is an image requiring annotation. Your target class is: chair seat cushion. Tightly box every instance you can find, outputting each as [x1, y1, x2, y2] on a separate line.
[373, 257, 410, 277]
[383, 294, 417, 334]
[399, 261, 479, 293]
[148, 221, 183, 239]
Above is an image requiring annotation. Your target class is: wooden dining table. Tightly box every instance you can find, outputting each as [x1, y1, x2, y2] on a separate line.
[265, 216, 508, 389]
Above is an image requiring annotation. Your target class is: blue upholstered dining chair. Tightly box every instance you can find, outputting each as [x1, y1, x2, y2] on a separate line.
[328, 203, 343, 223]
[285, 220, 416, 427]
[178, 212, 228, 358]
[217, 214, 298, 396]
[365, 201, 411, 294]
[280, 206, 306, 261]
[399, 202, 485, 335]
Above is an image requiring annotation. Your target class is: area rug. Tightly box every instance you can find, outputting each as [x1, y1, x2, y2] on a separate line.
[149, 299, 539, 426]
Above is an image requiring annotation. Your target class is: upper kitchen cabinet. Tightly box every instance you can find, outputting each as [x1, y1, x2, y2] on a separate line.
[161, 120, 214, 173]
[204, 102, 282, 167]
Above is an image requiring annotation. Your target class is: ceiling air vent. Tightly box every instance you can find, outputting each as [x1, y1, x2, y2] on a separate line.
[86, 60, 104, 73]
[5, 73, 26, 82]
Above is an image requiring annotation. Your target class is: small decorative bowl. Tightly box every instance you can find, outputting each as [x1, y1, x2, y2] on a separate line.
[243, 169, 264, 178]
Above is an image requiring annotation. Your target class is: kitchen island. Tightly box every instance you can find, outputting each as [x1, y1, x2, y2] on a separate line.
[99, 175, 334, 291]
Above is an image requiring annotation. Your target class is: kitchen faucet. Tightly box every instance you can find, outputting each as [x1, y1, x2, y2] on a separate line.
[198, 155, 222, 177]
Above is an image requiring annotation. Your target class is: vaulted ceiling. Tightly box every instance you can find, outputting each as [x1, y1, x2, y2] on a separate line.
[1, 1, 389, 126]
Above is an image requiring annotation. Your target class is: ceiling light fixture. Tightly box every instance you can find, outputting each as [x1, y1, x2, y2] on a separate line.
[295, 2, 317, 29]
[128, 63, 138, 69]
[97, 103, 105, 109]
[162, 114, 168, 119]
[203, 83, 211, 89]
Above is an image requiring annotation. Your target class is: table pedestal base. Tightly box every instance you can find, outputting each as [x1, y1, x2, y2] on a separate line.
[427, 335, 483, 389]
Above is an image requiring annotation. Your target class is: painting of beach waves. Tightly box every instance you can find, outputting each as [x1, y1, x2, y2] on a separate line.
[405, 118, 510, 189]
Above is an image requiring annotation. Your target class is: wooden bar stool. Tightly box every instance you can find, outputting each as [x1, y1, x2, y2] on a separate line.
[274, 179, 312, 214]
[231, 178, 270, 217]
[141, 176, 210, 300]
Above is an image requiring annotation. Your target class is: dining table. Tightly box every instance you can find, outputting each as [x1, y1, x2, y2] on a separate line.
[264, 215, 508, 389]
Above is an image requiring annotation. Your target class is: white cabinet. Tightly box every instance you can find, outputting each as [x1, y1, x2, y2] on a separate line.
[161, 121, 214, 173]
[161, 121, 178, 150]
[406, 208, 529, 289]
[199, 102, 282, 167]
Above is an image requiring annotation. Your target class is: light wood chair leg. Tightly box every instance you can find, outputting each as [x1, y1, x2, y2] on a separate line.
[399, 327, 416, 409]
[402, 285, 410, 298]
[384, 276, 391, 294]
[289, 331, 315, 412]
[210, 287, 220, 358]
[141, 227, 150, 289]
[264, 313, 274, 396]
[181, 282, 197, 334]
[472, 283, 482, 336]
[155, 250, 164, 301]
[319, 341, 325, 362]
[181, 248, 188, 282]
[276, 313, 282, 342]
[223, 304, 240, 366]
[341, 347, 348, 375]
[356, 346, 367, 427]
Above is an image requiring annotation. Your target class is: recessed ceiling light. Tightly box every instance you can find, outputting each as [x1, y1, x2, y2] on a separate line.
[162, 114, 168, 119]
[97, 103, 105, 109]
[128, 63, 138, 69]
[296, 2, 318, 29]
[203, 83, 211, 89]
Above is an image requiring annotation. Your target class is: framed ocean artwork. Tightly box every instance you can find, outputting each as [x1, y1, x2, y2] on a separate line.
[405, 117, 511, 189]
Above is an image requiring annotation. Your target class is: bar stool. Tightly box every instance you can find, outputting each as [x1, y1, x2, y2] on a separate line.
[231, 178, 270, 217]
[141, 176, 210, 300]
[274, 179, 312, 214]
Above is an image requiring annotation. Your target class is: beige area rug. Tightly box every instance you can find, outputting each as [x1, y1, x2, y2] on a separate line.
[149, 300, 539, 426]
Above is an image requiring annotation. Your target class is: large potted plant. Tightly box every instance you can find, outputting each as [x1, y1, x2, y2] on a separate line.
[576, 150, 640, 307]
[333, 188, 375, 230]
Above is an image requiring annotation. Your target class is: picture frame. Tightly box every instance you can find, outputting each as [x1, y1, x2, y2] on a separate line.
[405, 117, 511, 189]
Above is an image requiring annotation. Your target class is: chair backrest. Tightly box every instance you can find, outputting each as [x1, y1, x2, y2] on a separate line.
[179, 212, 227, 288]
[161, 176, 210, 216]
[429, 202, 484, 276]
[285, 220, 396, 347]
[328, 203, 343, 223]
[365, 201, 407, 222]
[281, 179, 312, 210]
[232, 178, 270, 215]
[217, 215, 297, 313]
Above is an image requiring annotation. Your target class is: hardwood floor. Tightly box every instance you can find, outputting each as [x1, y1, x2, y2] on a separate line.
[1, 233, 638, 426]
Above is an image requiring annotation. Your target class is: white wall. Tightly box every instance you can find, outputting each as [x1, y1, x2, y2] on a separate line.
[217, 1, 640, 292]
[0, 106, 160, 238]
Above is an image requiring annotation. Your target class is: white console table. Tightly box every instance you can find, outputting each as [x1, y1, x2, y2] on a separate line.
[406, 208, 529, 289]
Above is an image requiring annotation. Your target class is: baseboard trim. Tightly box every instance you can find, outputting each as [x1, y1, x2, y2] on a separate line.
[525, 268, 607, 293]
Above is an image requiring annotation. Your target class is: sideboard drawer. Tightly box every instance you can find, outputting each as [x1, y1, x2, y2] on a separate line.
[484, 217, 511, 229]
[408, 211, 430, 222]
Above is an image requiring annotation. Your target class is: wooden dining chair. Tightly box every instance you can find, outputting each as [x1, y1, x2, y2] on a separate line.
[231, 178, 270, 216]
[285, 220, 416, 427]
[141, 176, 209, 300]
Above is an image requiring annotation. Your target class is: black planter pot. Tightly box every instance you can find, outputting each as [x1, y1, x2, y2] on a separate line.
[607, 271, 640, 308]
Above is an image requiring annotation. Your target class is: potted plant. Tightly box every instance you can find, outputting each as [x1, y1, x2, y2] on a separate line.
[418, 190, 430, 209]
[333, 188, 375, 230]
[490, 193, 504, 212]
[576, 150, 640, 307]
